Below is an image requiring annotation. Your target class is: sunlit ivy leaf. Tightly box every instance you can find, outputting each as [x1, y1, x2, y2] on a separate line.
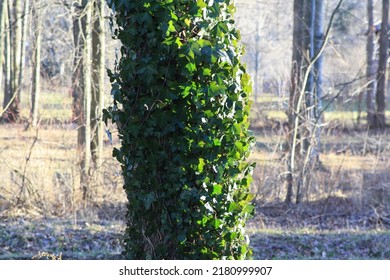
[212, 184, 223, 195]
[185, 62, 197, 73]
[198, 158, 205, 172]
[168, 20, 176, 32]
[211, 218, 222, 229]
[184, 18, 191, 27]
[197, 0, 207, 8]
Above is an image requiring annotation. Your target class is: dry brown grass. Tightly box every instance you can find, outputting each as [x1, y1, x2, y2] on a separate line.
[249, 120, 390, 218]
[1, 91, 389, 226]
[1, 96, 390, 260]
[0, 123, 126, 220]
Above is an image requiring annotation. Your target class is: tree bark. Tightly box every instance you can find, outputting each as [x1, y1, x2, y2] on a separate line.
[91, 0, 105, 168]
[287, 0, 329, 204]
[2, 0, 13, 120]
[304, 0, 315, 104]
[366, 0, 376, 128]
[375, 0, 389, 128]
[314, 0, 324, 119]
[286, 0, 306, 204]
[18, 0, 30, 102]
[72, 1, 85, 136]
[81, 0, 93, 200]
[0, 0, 6, 94]
[312, 0, 324, 160]
[2, 0, 22, 122]
[9, 0, 23, 122]
[289, 0, 305, 126]
[31, 0, 42, 127]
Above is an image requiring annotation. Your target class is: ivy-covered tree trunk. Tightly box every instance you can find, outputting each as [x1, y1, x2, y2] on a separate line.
[105, 0, 255, 259]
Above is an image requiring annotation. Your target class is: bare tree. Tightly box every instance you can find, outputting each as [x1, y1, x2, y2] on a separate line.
[72, 1, 85, 135]
[91, 0, 105, 168]
[287, 0, 317, 204]
[0, 0, 6, 94]
[1, 0, 31, 122]
[30, 0, 42, 127]
[79, 0, 93, 200]
[18, 0, 30, 102]
[71, 0, 106, 200]
[1, 0, 13, 120]
[375, 0, 389, 128]
[10, 0, 23, 121]
[366, 0, 376, 128]
[314, 0, 324, 119]
[286, 0, 343, 204]
[286, 0, 306, 204]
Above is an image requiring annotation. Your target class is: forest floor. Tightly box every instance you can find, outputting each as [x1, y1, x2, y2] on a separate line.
[1, 200, 390, 260]
[1, 93, 390, 260]
[248, 200, 390, 259]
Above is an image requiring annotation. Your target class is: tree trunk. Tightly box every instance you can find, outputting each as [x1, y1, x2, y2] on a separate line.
[91, 0, 105, 168]
[366, 0, 376, 128]
[286, 0, 306, 204]
[312, 0, 324, 159]
[304, 0, 315, 104]
[314, 0, 324, 119]
[2, 0, 13, 120]
[0, 0, 6, 94]
[9, 0, 22, 122]
[287, 0, 329, 204]
[18, 0, 30, 102]
[30, 0, 42, 127]
[2, 0, 22, 122]
[375, 0, 389, 128]
[80, 0, 93, 200]
[289, 0, 305, 126]
[72, 1, 85, 135]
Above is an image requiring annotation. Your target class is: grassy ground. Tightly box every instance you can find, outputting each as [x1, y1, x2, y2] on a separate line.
[0, 92, 390, 259]
[250, 230, 390, 259]
[0, 218, 124, 260]
[1, 216, 389, 260]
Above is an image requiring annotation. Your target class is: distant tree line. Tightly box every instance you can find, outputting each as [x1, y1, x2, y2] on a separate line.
[285, 0, 389, 204]
[0, 0, 106, 198]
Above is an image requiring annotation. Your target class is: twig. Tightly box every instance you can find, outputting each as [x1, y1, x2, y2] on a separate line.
[290, 0, 345, 172]
[16, 129, 39, 206]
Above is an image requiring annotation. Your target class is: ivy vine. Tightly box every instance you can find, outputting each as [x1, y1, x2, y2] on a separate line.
[104, 0, 256, 259]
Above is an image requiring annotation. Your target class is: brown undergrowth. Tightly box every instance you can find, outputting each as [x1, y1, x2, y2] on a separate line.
[1, 116, 389, 259]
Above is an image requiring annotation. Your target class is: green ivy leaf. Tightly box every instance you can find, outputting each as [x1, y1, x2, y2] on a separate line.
[138, 65, 158, 85]
[143, 192, 156, 210]
[196, 0, 207, 8]
[198, 158, 205, 173]
[212, 184, 223, 195]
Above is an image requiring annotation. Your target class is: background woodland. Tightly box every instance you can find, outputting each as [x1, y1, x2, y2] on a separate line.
[0, 0, 389, 259]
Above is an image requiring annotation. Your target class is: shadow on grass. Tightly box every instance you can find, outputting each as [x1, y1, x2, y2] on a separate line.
[0, 218, 125, 260]
[250, 230, 390, 260]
